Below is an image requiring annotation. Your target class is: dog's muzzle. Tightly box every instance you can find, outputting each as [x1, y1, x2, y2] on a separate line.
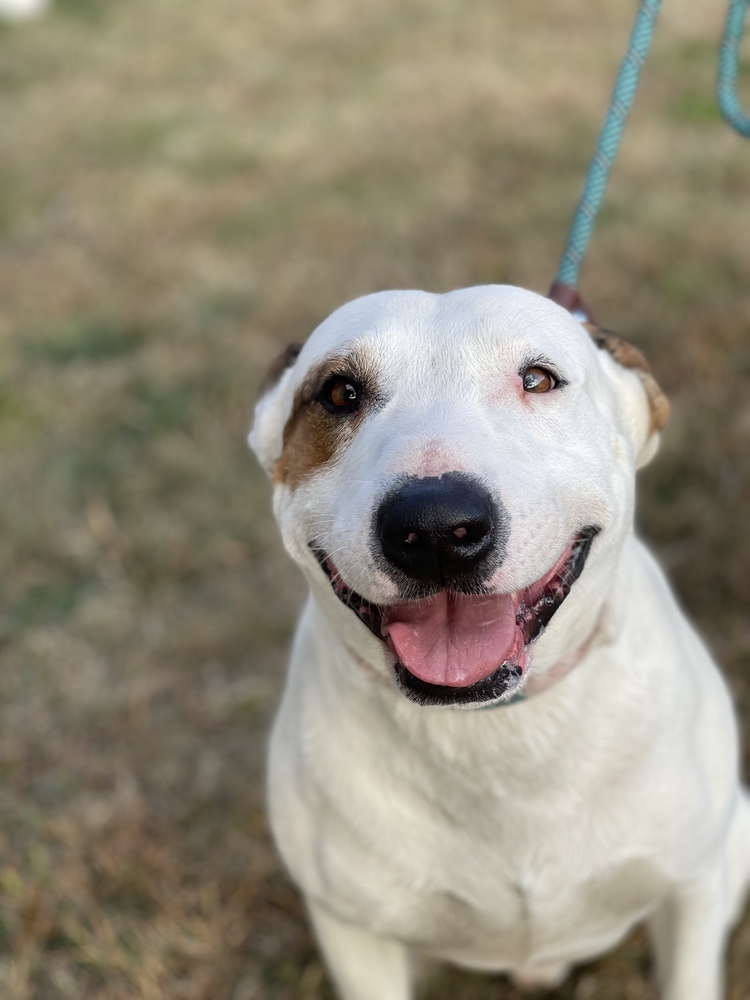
[312, 520, 599, 709]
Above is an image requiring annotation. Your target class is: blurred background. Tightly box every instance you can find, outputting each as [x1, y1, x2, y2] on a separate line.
[0, 0, 748, 996]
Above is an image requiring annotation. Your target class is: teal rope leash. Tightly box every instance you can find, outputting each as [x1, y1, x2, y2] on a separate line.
[550, 0, 749, 320]
[719, 0, 750, 137]
[551, 0, 661, 306]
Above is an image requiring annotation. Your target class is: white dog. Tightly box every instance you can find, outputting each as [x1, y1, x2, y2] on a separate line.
[250, 285, 750, 999]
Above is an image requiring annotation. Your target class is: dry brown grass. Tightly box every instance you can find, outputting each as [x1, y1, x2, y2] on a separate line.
[0, 0, 749, 996]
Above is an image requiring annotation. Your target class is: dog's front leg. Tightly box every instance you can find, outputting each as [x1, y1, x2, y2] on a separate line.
[308, 900, 413, 1000]
[648, 870, 729, 1000]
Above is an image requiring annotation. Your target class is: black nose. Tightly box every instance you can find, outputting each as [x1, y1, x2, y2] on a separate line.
[376, 473, 502, 586]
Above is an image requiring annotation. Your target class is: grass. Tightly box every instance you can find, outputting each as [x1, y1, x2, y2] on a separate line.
[19, 319, 147, 364]
[0, 0, 749, 996]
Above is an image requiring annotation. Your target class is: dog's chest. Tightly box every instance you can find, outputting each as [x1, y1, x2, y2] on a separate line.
[307, 770, 665, 970]
[392, 854, 661, 968]
[271, 630, 672, 970]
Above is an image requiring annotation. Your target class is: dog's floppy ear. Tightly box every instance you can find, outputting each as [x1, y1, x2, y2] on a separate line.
[584, 323, 669, 469]
[249, 343, 302, 476]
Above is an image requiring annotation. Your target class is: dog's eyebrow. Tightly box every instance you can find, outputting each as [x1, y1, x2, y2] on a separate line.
[518, 353, 568, 386]
[296, 346, 377, 402]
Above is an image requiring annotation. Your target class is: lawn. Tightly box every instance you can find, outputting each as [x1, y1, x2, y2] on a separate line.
[0, 0, 749, 996]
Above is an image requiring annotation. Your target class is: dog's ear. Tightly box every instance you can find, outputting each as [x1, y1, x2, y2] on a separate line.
[584, 323, 669, 469]
[257, 343, 302, 398]
[248, 343, 302, 476]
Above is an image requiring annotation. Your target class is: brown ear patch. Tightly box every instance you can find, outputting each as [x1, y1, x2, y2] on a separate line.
[257, 343, 303, 399]
[584, 323, 670, 434]
[273, 349, 375, 490]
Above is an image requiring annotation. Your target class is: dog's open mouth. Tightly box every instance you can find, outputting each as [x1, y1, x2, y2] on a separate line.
[313, 526, 598, 707]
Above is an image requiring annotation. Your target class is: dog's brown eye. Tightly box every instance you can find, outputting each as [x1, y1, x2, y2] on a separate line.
[522, 366, 557, 393]
[320, 376, 362, 414]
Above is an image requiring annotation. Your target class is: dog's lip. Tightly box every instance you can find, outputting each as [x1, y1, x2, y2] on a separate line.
[311, 526, 599, 707]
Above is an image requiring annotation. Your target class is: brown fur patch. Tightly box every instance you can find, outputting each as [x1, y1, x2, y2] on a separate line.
[273, 348, 376, 490]
[584, 323, 670, 434]
[257, 343, 303, 399]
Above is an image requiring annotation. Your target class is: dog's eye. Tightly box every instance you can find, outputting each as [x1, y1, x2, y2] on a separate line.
[521, 366, 557, 393]
[319, 376, 362, 414]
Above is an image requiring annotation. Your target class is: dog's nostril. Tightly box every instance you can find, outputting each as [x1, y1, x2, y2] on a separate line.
[452, 516, 494, 544]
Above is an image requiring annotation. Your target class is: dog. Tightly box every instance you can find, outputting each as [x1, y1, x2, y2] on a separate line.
[249, 285, 750, 999]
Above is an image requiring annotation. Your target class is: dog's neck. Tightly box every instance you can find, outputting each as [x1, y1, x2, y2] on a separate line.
[514, 607, 607, 702]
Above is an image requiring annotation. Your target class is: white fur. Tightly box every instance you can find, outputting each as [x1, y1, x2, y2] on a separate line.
[250, 285, 750, 999]
[0, 0, 50, 20]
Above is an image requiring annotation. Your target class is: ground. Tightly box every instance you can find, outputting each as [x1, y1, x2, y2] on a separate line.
[0, 0, 749, 997]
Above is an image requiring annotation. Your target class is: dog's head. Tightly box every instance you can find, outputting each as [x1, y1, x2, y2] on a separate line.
[250, 285, 668, 708]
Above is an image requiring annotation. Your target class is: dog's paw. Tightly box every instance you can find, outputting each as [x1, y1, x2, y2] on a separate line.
[511, 963, 569, 991]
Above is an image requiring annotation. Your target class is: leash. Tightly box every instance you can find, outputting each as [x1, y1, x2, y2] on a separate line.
[719, 0, 750, 136]
[549, 0, 749, 322]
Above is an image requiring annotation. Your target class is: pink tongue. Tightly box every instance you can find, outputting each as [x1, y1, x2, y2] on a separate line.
[382, 592, 520, 688]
